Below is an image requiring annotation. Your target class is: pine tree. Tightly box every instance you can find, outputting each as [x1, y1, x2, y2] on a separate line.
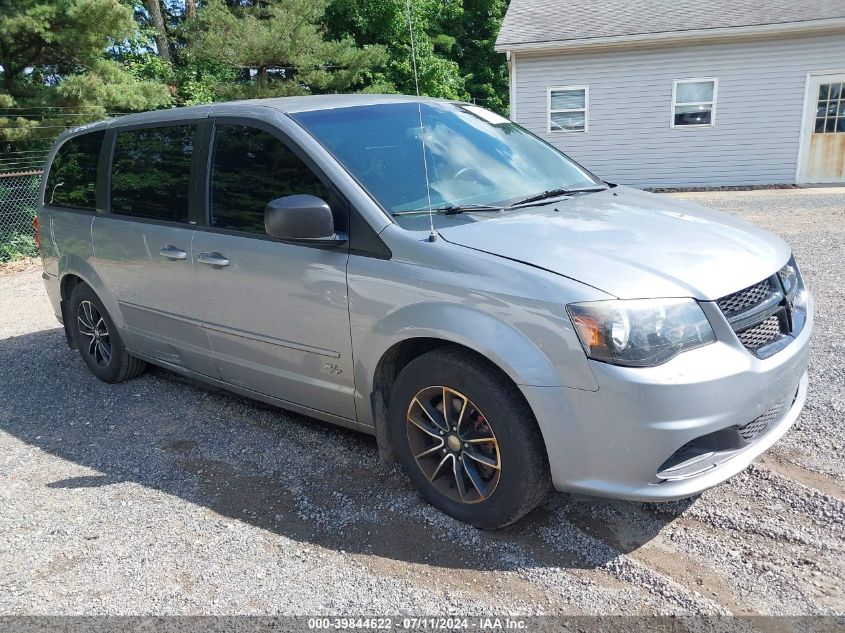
[0, 0, 172, 146]
[187, 0, 390, 99]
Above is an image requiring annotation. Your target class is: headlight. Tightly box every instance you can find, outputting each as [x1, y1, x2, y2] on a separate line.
[567, 299, 715, 367]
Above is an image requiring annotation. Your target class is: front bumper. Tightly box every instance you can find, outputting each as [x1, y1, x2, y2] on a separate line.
[523, 294, 813, 501]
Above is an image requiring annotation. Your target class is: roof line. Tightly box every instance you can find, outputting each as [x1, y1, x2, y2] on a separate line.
[495, 17, 845, 53]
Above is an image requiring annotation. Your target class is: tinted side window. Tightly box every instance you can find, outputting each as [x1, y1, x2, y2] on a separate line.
[111, 125, 195, 222]
[46, 131, 104, 210]
[210, 124, 330, 233]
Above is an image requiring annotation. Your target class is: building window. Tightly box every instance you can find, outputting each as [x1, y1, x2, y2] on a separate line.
[815, 81, 845, 133]
[548, 86, 588, 132]
[672, 79, 717, 127]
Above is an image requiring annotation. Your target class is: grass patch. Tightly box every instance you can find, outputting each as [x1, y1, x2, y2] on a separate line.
[0, 228, 38, 263]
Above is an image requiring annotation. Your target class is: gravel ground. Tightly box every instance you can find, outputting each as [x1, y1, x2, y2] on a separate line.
[0, 189, 843, 616]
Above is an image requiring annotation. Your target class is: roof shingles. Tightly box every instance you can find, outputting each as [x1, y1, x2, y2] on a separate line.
[497, 0, 845, 47]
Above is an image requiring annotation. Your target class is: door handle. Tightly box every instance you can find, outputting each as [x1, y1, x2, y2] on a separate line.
[159, 245, 187, 260]
[197, 251, 230, 267]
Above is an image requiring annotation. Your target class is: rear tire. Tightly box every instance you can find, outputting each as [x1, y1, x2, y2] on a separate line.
[388, 346, 551, 529]
[68, 283, 146, 383]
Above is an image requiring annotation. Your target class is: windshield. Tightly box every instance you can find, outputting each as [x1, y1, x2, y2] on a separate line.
[291, 102, 603, 230]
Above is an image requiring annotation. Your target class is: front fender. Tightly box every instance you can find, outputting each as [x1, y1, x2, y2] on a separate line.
[347, 230, 607, 435]
[376, 302, 563, 384]
[354, 301, 599, 429]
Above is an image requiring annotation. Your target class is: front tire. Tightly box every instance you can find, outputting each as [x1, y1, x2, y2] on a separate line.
[68, 283, 146, 383]
[389, 346, 551, 529]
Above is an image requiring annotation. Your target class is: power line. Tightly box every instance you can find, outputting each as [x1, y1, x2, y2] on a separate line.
[0, 137, 64, 141]
[0, 110, 109, 113]
[0, 115, 97, 119]
[0, 125, 80, 130]
[0, 106, 113, 110]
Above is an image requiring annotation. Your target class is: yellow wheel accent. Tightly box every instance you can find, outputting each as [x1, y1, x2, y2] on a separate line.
[405, 386, 501, 504]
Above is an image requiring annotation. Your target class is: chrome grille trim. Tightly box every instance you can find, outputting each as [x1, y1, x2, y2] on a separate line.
[726, 289, 784, 332]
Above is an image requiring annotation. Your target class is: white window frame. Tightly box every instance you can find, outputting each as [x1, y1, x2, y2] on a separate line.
[548, 85, 589, 133]
[671, 78, 718, 129]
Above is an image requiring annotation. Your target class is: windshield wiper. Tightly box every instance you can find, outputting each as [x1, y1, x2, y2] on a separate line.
[507, 186, 607, 208]
[391, 187, 606, 216]
[392, 204, 502, 217]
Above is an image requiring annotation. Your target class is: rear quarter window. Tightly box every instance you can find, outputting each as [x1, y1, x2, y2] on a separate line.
[45, 131, 105, 210]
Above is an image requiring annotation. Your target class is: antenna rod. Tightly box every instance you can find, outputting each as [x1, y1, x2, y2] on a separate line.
[406, 0, 437, 242]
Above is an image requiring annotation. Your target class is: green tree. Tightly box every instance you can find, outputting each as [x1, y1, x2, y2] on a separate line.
[186, 0, 390, 99]
[455, 0, 509, 114]
[144, 0, 171, 62]
[324, 0, 469, 101]
[0, 0, 172, 146]
[0, 0, 513, 149]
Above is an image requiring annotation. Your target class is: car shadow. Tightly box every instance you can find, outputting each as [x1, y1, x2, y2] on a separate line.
[0, 328, 694, 572]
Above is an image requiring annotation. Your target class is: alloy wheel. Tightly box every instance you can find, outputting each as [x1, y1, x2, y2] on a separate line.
[405, 386, 501, 504]
[77, 300, 112, 367]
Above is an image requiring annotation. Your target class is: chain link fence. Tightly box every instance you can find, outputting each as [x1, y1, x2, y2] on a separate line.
[1, 106, 113, 261]
[0, 170, 43, 262]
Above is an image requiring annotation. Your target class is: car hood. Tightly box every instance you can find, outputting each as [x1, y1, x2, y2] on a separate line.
[438, 186, 791, 300]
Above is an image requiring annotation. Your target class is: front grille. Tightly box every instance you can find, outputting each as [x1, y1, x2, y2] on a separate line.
[717, 280, 775, 317]
[716, 273, 794, 357]
[737, 314, 782, 349]
[738, 401, 786, 440]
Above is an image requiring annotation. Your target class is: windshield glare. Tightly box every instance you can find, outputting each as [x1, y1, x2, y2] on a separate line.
[291, 102, 602, 228]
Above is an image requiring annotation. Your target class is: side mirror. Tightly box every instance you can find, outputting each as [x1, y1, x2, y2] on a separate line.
[264, 194, 347, 244]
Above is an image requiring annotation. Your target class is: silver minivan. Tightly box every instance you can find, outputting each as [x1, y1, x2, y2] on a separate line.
[37, 95, 812, 528]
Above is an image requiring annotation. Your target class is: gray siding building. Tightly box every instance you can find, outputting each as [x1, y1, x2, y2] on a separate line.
[496, 0, 845, 188]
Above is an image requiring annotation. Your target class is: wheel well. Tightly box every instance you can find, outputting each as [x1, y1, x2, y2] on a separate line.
[60, 273, 83, 301]
[370, 338, 532, 463]
[59, 274, 84, 349]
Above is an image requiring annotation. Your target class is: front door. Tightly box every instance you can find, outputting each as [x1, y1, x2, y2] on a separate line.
[799, 73, 845, 184]
[190, 120, 356, 420]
